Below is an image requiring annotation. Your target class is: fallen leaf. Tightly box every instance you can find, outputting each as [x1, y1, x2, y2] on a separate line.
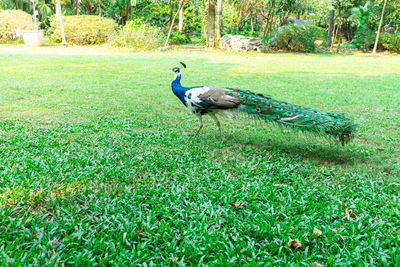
[349, 209, 357, 218]
[207, 221, 216, 230]
[135, 230, 144, 234]
[311, 262, 325, 267]
[241, 185, 246, 190]
[371, 131, 376, 135]
[330, 227, 341, 233]
[169, 257, 179, 263]
[342, 205, 350, 220]
[357, 133, 362, 136]
[273, 184, 284, 187]
[313, 227, 322, 237]
[137, 156, 144, 160]
[283, 130, 291, 133]
[376, 148, 384, 151]
[287, 237, 302, 248]
[229, 202, 243, 208]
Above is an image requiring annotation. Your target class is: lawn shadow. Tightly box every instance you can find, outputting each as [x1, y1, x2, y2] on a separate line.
[230, 132, 365, 167]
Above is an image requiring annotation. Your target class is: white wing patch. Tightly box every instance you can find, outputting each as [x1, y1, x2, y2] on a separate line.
[184, 86, 211, 112]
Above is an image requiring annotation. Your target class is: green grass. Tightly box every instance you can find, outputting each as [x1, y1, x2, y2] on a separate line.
[0, 46, 399, 265]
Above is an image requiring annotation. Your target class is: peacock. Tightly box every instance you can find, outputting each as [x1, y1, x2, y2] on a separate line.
[170, 62, 356, 145]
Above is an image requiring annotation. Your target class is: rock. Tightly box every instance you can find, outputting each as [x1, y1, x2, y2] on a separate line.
[384, 27, 395, 34]
[218, 34, 265, 52]
[314, 40, 324, 46]
[157, 46, 171, 52]
[288, 18, 313, 26]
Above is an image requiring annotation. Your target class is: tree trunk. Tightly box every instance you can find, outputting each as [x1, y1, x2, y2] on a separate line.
[128, 0, 132, 20]
[336, 6, 342, 52]
[216, 0, 222, 41]
[169, 0, 173, 27]
[202, 0, 207, 43]
[178, 1, 184, 33]
[32, 0, 37, 29]
[372, 0, 387, 54]
[96, 0, 102, 16]
[207, 0, 216, 47]
[20, 0, 23, 10]
[165, 0, 185, 46]
[74, 0, 78, 15]
[328, 9, 334, 47]
[56, 0, 68, 46]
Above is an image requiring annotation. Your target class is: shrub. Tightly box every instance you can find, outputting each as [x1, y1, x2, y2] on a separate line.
[273, 25, 327, 52]
[0, 10, 34, 41]
[108, 21, 163, 50]
[49, 15, 117, 45]
[379, 33, 400, 53]
[169, 31, 190, 45]
[353, 26, 376, 50]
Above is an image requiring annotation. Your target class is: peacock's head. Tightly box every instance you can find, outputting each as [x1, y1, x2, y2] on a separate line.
[170, 67, 181, 73]
[170, 62, 186, 74]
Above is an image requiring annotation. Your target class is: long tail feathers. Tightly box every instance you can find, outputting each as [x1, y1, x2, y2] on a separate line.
[226, 89, 356, 145]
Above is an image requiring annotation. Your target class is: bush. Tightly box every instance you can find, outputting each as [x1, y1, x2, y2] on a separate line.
[49, 15, 117, 45]
[0, 10, 34, 41]
[273, 25, 327, 52]
[379, 33, 400, 53]
[108, 20, 163, 50]
[353, 26, 376, 50]
[168, 31, 190, 45]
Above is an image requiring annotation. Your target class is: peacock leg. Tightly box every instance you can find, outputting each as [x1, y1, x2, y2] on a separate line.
[194, 115, 203, 137]
[211, 114, 227, 142]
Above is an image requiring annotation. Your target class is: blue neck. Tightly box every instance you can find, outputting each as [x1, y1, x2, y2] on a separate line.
[171, 73, 187, 106]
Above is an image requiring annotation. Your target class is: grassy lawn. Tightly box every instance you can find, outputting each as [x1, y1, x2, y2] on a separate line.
[0, 46, 399, 265]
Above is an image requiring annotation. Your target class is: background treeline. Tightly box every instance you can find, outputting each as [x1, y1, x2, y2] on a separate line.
[0, 0, 399, 52]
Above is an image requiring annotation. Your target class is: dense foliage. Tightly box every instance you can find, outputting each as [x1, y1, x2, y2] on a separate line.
[273, 24, 327, 52]
[0, 0, 399, 51]
[353, 26, 376, 50]
[108, 20, 163, 50]
[0, 10, 33, 41]
[49, 15, 116, 44]
[379, 33, 400, 53]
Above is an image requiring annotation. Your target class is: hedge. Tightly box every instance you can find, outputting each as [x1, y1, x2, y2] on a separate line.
[49, 15, 117, 45]
[0, 10, 33, 41]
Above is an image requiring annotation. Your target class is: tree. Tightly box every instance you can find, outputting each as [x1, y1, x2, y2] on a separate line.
[372, 0, 387, 54]
[165, 0, 185, 46]
[328, 9, 334, 46]
[216, 0, 222, 41]
[56, 0, 67, 46]
[73, 0, 78, 14]
[207, 0, 215, 47]
[178, 0, 184, 32]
